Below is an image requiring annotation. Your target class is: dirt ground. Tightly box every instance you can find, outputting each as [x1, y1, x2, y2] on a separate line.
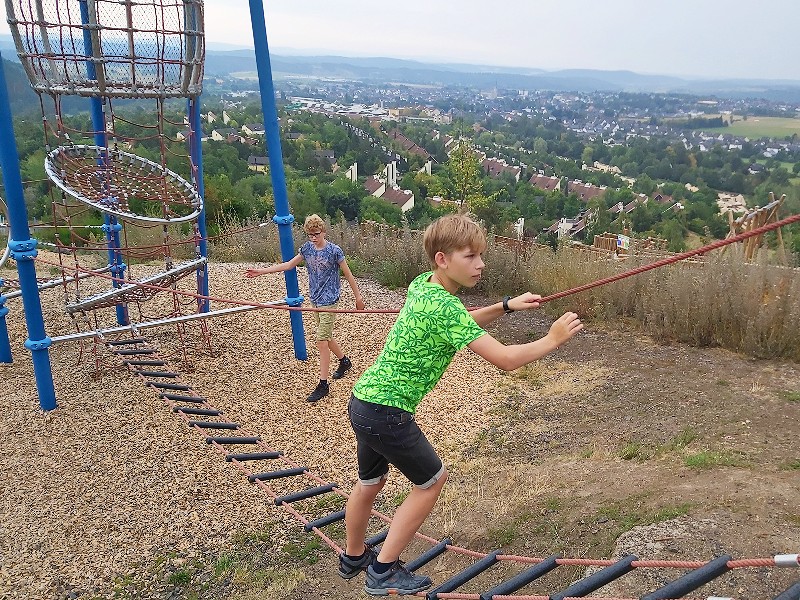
[1, 261, 799, 600]
[288, 300, 800, 600]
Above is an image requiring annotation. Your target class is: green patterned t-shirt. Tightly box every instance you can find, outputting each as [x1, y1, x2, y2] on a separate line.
[352, 271, 486, 413]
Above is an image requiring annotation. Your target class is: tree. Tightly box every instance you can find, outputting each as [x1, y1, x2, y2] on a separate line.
[287, 178, 324, 219]
[660, 219, 687, 252]
[633, 173, 657, 196]
[631, 203, 655, 233]
[533, 137, 548, 155]
[320, 177, 364, 222]
[563, 195, 582, 219]
[448, 139, 483, 211]
[769, 167, 791, 187]
[581, 146, 594, 166]
[584, 197, 612, 240]
[361, 197, 402, 226]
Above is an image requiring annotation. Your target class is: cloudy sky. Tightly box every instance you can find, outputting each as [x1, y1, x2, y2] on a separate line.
[2, 0, 799, 81]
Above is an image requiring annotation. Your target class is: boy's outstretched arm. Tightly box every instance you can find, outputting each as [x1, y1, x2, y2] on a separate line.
[470, 292, 542, 327]
[244, 254, 303, 278]
[339, 259, 365, 310]
[468, 312, 583, 371]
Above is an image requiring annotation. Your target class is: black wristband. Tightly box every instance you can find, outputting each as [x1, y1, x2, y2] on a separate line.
[502, 295, 513, 314]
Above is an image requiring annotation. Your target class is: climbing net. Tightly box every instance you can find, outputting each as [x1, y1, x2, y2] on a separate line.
[2, 0, 212, 358]
[30, 90, 210, 357]
[45, 144, 202, 223]
[6, 0, 204, 98]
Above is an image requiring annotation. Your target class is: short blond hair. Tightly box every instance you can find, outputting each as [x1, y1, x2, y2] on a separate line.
[303, 214, 326, 233]
[423, 213, 487, 263]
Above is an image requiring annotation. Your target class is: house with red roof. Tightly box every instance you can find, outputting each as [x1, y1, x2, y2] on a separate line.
[482, 157, 521, 182]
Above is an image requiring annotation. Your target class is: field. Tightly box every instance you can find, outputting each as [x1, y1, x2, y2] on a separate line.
[701, 115, 800, 139]
[229, 71, 260, 80]
[1, 255, 799, 600]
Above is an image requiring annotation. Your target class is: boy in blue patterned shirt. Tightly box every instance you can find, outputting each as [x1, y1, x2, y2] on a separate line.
[245, 214, 365, 402]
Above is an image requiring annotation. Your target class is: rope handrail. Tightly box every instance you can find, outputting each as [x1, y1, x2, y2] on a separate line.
[537, 212, 800, 304]
[29, 210, 800, 320]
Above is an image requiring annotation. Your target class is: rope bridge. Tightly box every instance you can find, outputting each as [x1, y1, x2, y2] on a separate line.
[100, 335, 799, 600]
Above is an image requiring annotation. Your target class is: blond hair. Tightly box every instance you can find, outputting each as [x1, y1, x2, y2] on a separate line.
[303, 214, 326, 233]
[423, 213, 487, 263]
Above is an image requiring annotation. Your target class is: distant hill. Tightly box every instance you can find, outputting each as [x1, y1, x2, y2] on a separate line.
[3, 33, 800, 103]
[0, 59, 39, 116]
[204, 49, 800, 102]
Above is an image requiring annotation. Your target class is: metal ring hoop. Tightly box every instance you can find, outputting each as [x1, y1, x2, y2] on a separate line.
[45, 145, 202, 224]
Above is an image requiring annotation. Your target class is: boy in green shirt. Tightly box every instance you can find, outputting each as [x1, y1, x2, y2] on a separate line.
[338, 213, 583, 595]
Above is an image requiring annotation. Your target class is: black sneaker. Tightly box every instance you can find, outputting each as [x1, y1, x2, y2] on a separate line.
[364, 560, 432, 596]
[331, 356, 352, 380]
[306, 380, 329, 403]
[338, 544, 377, 579]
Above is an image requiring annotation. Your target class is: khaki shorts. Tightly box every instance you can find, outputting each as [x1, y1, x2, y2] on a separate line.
[313, 300, 338, 341]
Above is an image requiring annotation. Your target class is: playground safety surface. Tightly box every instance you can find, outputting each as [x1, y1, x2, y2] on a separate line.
[1, 260, 798, 599]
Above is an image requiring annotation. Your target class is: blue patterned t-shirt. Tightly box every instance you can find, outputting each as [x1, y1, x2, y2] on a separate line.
[299, 241, 345, 306]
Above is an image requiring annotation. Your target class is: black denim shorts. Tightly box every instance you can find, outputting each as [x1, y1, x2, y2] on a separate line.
[348, 395, 444, 489]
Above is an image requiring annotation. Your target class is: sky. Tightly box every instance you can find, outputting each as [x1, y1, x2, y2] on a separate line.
[1, 0, 799, 81]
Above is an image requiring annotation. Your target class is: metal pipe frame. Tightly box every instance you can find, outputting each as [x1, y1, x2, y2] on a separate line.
[188, 96, 210, 313]
[4, 266, 113, 300]
[0, 53, 57, 408]
[49, 301, 285, 345]
[248, 0, 307, 361]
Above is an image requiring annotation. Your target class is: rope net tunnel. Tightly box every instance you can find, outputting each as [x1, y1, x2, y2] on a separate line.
[6, 0, 205, 98]
[3, 0, 210, 334]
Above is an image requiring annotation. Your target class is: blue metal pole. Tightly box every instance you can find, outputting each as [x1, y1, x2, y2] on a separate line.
[79, 0, 128, 326]
[0, 53, 57, 409]
[248, 0, 307, 360]
[188, 97, 210, 313]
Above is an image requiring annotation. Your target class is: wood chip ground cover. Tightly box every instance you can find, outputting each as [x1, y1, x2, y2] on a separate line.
[1, 257, 799, 599]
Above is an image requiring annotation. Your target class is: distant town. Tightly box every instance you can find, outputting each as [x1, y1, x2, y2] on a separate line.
[2, 46, 798, 259]
[194, 64, 800, 258]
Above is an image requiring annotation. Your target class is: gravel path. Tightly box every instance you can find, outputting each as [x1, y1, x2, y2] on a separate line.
[0, 258, 503, 599]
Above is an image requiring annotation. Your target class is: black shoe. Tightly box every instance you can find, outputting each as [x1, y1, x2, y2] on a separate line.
[332, 356, 352, 380]
[306, 380, 329, 403]
[364, 560, 432, 596]
[338, 544, 377, 579]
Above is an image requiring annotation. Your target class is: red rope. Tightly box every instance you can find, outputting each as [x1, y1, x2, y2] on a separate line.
[538, 212, 800, 304]
[33, 211, 800, 317]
